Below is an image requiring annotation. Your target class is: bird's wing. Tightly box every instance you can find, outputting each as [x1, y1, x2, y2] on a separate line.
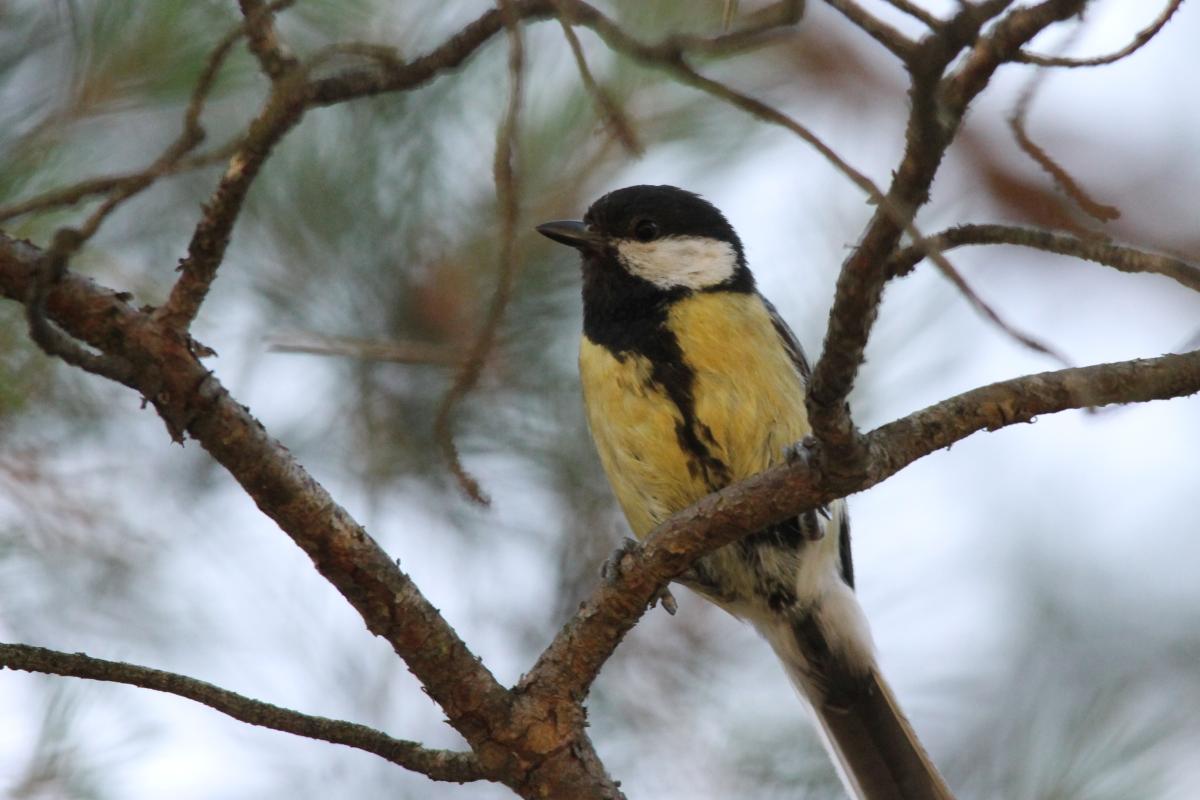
[760, 295, 812, 385]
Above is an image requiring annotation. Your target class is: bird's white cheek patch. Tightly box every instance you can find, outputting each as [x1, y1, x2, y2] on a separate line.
[615, 236, 739, 290]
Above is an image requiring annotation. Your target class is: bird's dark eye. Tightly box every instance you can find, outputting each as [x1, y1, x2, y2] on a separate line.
[633, 219, 659, 242]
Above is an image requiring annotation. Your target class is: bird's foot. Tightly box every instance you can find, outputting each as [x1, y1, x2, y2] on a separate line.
[782, 434, 818, 466]
[784, 436, 830, 539]
[602, 537, 678, 615]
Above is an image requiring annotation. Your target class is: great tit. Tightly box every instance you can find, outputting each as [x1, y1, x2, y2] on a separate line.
[537, 185, 952, 800]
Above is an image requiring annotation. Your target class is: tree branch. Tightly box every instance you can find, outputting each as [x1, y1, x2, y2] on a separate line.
[238, 0, 300, 80]
[804, 0, 1088, 473]
[267, 333, 462, 365]
[888, 223, 1200, 293]
[0, 8, 254, 228]
[306, 0, 804, 108]
[1008, 35, 1120, 225]
[23, 229, 137, 385]
[0, 232, 625, 800]
[155, 71, 307, 331]
[1017, 0, 1183, 68]
[2, 4, 1194, 796]
[434, 1, 526, 506]
[555, 2, 643, 156]
[0, 232, 510, 759]
[880, 0, 942, 30]
[0, 642, 482, 783]
[0, 145, 237, 225]
[525, 346, 1200, 698]
[822, 0, 918, 62]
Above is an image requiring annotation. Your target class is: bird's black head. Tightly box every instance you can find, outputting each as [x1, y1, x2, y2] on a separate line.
[536, 184, 753, 295]
[536, 185, 755, 351]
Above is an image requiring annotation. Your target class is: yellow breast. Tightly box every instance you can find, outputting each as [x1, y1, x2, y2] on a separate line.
[580, 292, 810, 538]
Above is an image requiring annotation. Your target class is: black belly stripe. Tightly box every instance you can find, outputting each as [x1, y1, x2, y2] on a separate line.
[581, 258, 733, 490]
[578, 242, 770, 493]
[650, 358, 730, 489]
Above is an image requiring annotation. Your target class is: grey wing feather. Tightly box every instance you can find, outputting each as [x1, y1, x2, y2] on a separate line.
[761, 295, 856, 587]
[761, 295, 812, 384]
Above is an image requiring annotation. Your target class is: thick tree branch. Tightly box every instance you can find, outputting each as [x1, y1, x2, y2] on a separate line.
[0, 235, 508, 759]
[0, 642, 482, 783]
[0, 233, 623, 800]
[805, 0, 1087, 474]
[864, 351, 1200, 472]
[526, 347, 1200, 698]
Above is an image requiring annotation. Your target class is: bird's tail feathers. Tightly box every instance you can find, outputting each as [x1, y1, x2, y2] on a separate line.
[760, 603, 953, 800]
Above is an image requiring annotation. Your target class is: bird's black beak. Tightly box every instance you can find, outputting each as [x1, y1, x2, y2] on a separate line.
[536, 220, 602, 252]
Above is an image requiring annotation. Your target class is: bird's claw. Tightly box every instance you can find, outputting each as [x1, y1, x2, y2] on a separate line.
[784, 437, 830, 537]
[798, 509, 825, 541]
[782, 435, 818, 465]
[602, 537, 678, 615]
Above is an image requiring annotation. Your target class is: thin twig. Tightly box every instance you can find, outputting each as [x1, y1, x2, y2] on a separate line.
[922, 241, 1074, 366]
[722, 0, 738, 30]
[888, 223, 1200, 293]
[0, 144, 238, 224]
[238, 0, 300, 79]
[880, 0, 943, 30]
[575, 9, 885, 204]
[305, 0, 805, 108]
[0, 642, 483, 783]
[156, 72, 307, 331]
[1017, 0, 1183, 67]
[0, 13, 245, 231]
[267, 333, 462, 365]
[555, 3, 643, 155]
[823, 0, 919, 62]
[433, 0, 526, 505]
[1009, 21, 1120, 224]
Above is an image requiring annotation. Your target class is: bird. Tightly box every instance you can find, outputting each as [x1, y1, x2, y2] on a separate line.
[536, 185, 952, 800]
